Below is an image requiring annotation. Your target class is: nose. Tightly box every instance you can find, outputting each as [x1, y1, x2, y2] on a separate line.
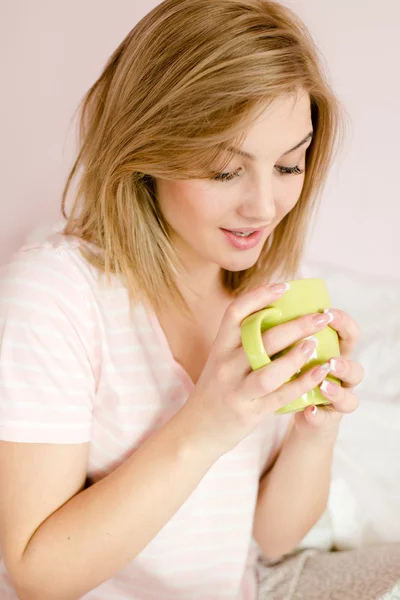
[237, 173, 276, 225]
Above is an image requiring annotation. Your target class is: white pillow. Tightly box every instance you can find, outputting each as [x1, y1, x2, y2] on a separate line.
[298, 261, 400, 550]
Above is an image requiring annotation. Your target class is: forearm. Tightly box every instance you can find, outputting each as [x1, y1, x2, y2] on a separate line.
[13, 410, 218, 600]
[253, 425, 338, 561]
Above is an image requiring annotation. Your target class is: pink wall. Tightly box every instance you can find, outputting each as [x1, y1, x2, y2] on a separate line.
[283, 0, 400, 281]
[1, 1, 399, 280]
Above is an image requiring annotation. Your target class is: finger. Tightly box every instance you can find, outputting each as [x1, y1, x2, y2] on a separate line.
[231, 331, 318, 383]
[328, 357, 364, 388]
[324, 309, 361, 358]
[215, 282, 290, 352]
[261, 310, 334, 357]
[319, 379, 359, 413]
[301, 403, 342, 428]
[229, 309, 327, 375]
[241, 336, 321, 407]
[251, 358, 338, 414]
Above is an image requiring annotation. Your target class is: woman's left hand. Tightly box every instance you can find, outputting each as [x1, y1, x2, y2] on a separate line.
[294, 308, 364, 436]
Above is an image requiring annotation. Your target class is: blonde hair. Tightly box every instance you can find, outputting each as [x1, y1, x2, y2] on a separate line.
[62, 0, 345, 316]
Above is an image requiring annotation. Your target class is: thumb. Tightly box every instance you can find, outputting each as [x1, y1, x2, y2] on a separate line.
[298, 403, 341, 429]
[215, 282, 289, 352]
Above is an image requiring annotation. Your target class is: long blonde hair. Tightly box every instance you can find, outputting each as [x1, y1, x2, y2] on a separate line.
[62, 0, 344, 316]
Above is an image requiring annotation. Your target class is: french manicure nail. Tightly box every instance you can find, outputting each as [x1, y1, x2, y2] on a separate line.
[313, 312, 333, 327]
[323, 308, 335, 321]
[320, 380, 339, 396]
[269, 282, 290, 295]
[311, 362, 331, 381]
[330, 358, 345, 375]
[300, 337, 317, 357]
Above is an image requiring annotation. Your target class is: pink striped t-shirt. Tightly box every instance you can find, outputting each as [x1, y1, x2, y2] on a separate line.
[0, 231, 290, 600]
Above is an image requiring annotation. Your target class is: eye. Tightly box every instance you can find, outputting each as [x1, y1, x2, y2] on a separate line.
[210, 164, 305, 183]
[210, 168, 242, 182]
[275, 165, 304, 176]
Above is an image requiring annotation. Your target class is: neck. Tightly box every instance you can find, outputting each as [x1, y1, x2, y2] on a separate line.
[165, 232, 235, 316]
[178, 263, 226, 306]
[173, 248, 230, 308]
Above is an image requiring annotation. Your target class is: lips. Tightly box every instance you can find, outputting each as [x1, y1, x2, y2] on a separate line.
[220, 227, 265, 250]
[223, 227, 265, 233]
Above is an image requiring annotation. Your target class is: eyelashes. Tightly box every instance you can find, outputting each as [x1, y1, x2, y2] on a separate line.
[211, 165, 304, 182]
[277, 165, 304, 176]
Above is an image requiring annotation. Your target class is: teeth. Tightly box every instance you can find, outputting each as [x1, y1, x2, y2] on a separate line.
[232, 231, 253, 237]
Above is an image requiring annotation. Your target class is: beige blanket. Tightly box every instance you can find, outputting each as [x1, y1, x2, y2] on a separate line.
[257, 543, 400, 600]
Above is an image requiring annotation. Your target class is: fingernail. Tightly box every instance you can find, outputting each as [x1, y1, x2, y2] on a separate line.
[311, 362, 331, 381]
[330, 358, 345, 375]
[269, 282, 290, 295]
[323, 308, 336, 321]
[311, 405, 318, 416]
[313, 312, 333, 327]
[300, 337, 318, 357]
[320, 380, 339, 396]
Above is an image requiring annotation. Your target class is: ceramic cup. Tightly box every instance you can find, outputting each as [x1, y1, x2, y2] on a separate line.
[240, 278, 341, 414]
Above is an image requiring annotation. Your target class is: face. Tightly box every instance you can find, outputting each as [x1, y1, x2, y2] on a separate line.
[155, 90, 313, 276]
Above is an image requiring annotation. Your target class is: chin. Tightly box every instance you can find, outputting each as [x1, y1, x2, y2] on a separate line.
[218, 249, 263, 272]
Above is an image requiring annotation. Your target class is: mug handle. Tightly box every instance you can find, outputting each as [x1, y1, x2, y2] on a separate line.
[241, 307, 282, 371]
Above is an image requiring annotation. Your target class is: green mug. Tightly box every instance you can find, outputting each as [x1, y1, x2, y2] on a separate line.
[240, 278, 341, 414]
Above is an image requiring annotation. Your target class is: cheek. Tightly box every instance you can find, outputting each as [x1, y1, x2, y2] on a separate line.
[276, 176, 305, 214]
[157, 179, 227, 228]
[156, 180, 195, 226]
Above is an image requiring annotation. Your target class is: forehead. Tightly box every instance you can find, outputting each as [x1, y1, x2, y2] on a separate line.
[242, 92, 312, 157]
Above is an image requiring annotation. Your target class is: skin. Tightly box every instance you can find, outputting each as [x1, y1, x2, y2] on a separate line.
[155, 89, 365, 555]
[156, 91, 313, 293]
[0, 90, 364, 599]
[155, 89, 363, 434]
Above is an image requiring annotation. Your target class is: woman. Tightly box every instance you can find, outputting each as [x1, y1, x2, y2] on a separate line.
[0, 1, 367, 598]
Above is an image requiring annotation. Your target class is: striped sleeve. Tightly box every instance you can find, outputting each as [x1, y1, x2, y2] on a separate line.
[0, 246, 97, 443]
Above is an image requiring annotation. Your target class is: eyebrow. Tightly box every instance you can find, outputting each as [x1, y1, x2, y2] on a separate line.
[225, 131, 314, 161]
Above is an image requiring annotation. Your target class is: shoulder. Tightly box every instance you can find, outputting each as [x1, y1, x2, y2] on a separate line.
[0, 230, 104, 362]
[0, 232, 101, 443]
[0, 229, 104, 316]
[1, 229, 93, 289]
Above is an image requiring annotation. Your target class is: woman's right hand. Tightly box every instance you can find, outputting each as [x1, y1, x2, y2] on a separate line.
[179, 282, 334, 459]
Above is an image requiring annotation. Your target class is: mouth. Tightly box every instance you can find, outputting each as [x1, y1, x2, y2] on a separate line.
[220, 227, 267, 250]
[221, 227, 265, 237]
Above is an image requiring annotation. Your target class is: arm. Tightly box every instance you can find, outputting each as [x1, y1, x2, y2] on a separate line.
[0, 409, 218, 600]
[0, 260, 318, 598]
[253, 422, 337, 562]
[254, 307, 364, 562]
[0, 251, 221, 599]
[0, 278, 327, 600]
